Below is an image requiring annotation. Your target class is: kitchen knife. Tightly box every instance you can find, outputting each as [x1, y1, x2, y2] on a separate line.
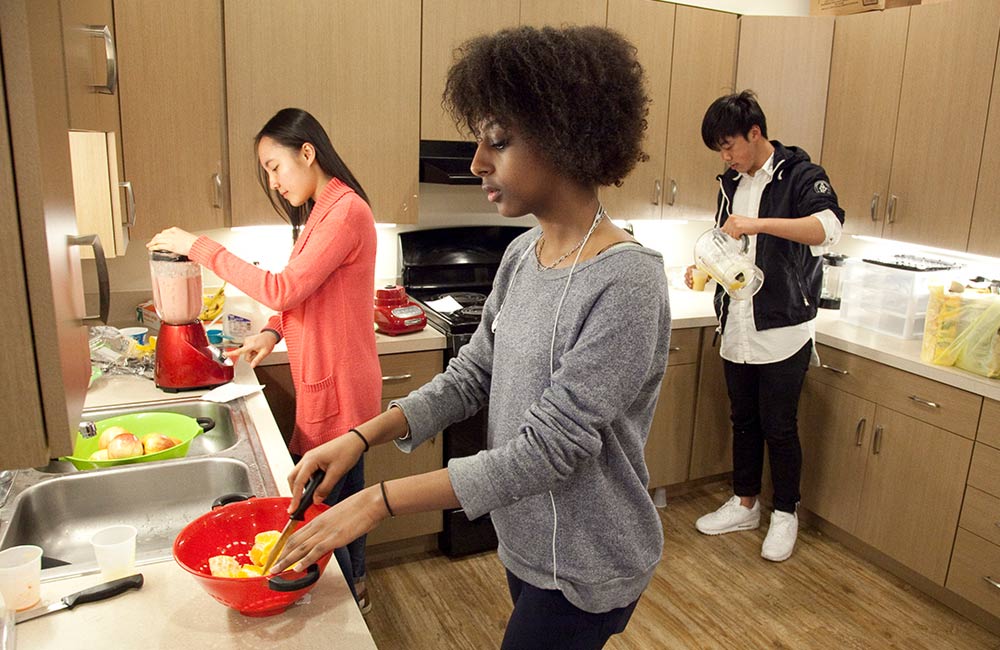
[260, 470, 325, 574]
[15, 573, 144, 624]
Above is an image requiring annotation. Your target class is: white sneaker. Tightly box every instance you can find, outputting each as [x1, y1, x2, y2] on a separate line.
[761, 510, 798, 562]
[695, 495, 761, 535]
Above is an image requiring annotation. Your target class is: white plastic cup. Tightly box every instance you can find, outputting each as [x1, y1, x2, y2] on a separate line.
[90, 525, 137, 580]
[120, 327, 148, 344]
[0, 545, 42, 611]
[691, 268, 710, 292]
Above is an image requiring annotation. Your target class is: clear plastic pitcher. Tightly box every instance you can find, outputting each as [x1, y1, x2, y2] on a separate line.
[693, 228, 764, 300]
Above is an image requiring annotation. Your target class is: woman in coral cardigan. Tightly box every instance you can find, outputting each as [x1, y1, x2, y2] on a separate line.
[147, 107, 381, 611]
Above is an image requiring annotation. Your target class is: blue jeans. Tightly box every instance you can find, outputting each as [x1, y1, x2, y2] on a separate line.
[291, 453, 366, 598]
[500, 570, 638, 650]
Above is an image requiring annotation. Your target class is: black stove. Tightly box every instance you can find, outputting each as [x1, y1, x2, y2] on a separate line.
[399, 225, 529, 556]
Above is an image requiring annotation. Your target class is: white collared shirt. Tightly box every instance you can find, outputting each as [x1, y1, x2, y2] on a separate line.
[720, 154, 842, 364]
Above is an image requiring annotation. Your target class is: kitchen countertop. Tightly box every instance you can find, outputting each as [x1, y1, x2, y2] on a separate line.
[19, 359, 377, 649]
[258, 324, 447, 366]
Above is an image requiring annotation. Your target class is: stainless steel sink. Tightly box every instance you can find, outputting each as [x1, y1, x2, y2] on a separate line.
[34, 400, 240, 473]
[0, 398, 278, 580]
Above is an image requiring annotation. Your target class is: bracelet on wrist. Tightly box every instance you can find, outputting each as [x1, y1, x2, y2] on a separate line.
[350, 428, 369, 453]
[379, 481, 395, 518]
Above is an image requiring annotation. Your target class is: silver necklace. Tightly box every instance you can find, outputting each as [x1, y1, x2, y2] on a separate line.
[535, 205, 606, 270]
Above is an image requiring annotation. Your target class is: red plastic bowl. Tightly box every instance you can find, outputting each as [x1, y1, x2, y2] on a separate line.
[173, 495, 332, 616]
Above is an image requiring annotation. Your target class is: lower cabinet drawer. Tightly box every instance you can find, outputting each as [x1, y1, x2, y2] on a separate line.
[947, 528, 1000, 619]
[379, 350, 443, 399]
[667, 327, 701, 366]
[958, 486, 1000, 547]
[969, 442, 1000, 499]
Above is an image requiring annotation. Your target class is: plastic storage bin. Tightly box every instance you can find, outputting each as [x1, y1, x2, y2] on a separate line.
[839, 260, 959, 339]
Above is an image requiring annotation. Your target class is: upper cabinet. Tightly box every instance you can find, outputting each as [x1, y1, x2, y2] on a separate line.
[520, 0, 608, 27]
[225, 0, 421, 226]
[969, 31, 1000, 257]
[882, 0, 1000, 250]
[602, 0, 675, 221]
[821, 8, 908, 238]
[736, 16, 834, 164]
[603, 2, 738, 221]
[114, 0, 227, 240]
[61, 0, 131, 257]
[661, 6, 737, 219]
[421, 1, 519, 141]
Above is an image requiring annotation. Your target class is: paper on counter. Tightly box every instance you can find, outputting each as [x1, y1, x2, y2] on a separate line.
[425, 295, 464, 313]
[201, 382, 265, 403]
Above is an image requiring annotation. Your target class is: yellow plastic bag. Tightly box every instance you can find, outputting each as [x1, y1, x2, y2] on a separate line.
[922, 286, 1000, 377]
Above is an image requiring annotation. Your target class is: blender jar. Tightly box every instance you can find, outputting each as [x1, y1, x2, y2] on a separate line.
[149, 251, 203, 324]
[819, 253, 847, 309]
[693, 228, 764, 300]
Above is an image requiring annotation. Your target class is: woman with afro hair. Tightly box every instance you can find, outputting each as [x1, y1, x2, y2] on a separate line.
[269, 25, 672, 649]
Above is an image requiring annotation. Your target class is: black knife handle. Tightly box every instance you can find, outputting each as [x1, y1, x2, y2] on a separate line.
[290, 470, 326, 521]
[64, 574, 144, 609]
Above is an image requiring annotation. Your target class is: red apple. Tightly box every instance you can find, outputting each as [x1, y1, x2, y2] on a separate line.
[107, 433, 144, 459]
[98, 425, 131, 450]
[141, 432, 178, 455]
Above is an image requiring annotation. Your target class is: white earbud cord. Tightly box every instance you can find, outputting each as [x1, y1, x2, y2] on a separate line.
[548, 203, 605, 589]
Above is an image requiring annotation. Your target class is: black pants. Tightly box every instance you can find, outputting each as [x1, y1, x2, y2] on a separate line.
[500, 570, 638, 650]
[723, 340, 812, 513]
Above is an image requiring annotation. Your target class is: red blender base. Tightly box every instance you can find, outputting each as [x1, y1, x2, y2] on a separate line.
[155, 322, 235, 392]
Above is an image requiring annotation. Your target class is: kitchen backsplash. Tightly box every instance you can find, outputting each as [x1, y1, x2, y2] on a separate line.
[82, 183, 1000, 326]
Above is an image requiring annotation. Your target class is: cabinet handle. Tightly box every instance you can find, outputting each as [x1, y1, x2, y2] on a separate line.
[119, 181, 136, 227]
[855, 418, 866, 447]
[668, 179, 678, 206]
[82, 25, 118, 95]
[821, 364, 849, 375]
[669, 346, 681, 352]
[872, 425, 883, 455]
[212, 173, 223, 208]
[382, 374, 413, 382]
[69, 234, 110, 324]
[887, 194, 898, 224]
[870, 192, 880, 222]
[984, 576, 1000, 591]
[907, 395, 940, 409]
[652, 179, 662, 206]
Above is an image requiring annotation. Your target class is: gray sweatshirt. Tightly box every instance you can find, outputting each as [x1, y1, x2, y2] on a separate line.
[394, 228, 671, 613]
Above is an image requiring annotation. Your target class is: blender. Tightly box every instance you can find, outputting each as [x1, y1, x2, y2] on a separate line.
[693, 228, 765, 300]
[149, 251, 234, 392]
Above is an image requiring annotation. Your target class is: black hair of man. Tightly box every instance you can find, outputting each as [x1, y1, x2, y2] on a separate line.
[701, 90, 769, 151]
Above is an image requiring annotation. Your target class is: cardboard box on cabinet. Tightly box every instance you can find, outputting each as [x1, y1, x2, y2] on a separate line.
[810, 0, 921, 16]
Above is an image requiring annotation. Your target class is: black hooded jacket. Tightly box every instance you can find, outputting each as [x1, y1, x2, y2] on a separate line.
[713, 141, 845, 333]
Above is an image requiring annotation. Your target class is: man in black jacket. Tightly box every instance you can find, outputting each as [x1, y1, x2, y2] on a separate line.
[687, 91, 844, 562]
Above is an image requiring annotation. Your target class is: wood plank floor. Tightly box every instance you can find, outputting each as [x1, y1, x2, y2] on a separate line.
[363, 483, 1000, 649]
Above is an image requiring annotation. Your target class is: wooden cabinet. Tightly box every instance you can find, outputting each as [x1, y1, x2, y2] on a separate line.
[601, 0, 675, 222]
[689, 327, 732, 480]
[798, 344, 978, 584]
[256, 349, 444, 546]
[113, 0, 227, 240]
[602, 3, 736, 222]
[1, 0, 91, 469]
[645, 328, 699, 489]
[519, 0, 607, 27]
[735, 16, 834, 163]
[660, 5, 737, 219]
[61, 0, 131, 257]
[947, 420, 1000, 619]
[969, 39, 1000, 257]
[420, 1, 518, 141]
[821, 8, 908, 237]
[224, 0, 420, 226]
[881, 0, 1000, 250]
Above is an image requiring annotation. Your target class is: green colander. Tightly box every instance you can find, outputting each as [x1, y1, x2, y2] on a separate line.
[60, 412, 215, 470]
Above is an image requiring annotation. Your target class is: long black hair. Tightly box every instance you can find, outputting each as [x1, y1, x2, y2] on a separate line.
[254, 108, 369, 236]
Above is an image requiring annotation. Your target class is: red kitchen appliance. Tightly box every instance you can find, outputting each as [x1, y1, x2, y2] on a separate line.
[150, 251, 234, 392]
[374, 285, 426, 336]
